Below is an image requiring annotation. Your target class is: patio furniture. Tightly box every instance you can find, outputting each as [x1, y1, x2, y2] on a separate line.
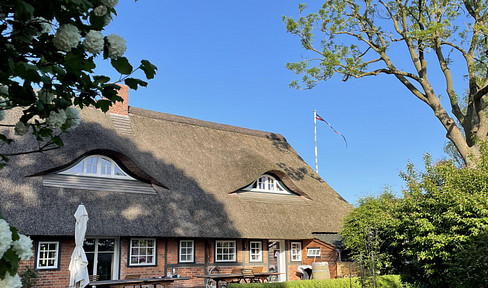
[88, 276, 190, 288]
[241, 268, 257, 283]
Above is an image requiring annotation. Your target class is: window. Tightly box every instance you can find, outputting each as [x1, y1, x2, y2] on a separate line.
[244, 174, 292, 194]
[249, 241, 262, 262]
[215, 240, 236, 262]
[129, 238, 156, 266]
[37, 241, 59, 269]
[290, 241, 302, 262]
[60, 155, 134, 180]
[307, 247, 321, 257]
[179, 240, 194, 263]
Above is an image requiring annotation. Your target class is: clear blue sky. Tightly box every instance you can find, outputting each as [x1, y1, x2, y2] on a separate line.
[97, 1, 451, 205]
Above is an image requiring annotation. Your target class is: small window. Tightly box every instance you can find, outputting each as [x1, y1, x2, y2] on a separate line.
[129, 238, 156, 266]
[215, 240, 236, 262]
[244, 174, 292, 194]
[179, 240, 194, 263]
[290, 241, 302, 262]
[249, 241, 262, 262]
[307, 247, 321, 257]
[59, 155, 134, 180]
[37, 241, 59, 269]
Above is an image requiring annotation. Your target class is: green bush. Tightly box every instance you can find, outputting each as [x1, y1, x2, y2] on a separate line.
[228, 275, 408, 288]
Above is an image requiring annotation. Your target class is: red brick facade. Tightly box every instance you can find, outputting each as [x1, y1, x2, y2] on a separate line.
[108, 84, 129, 115]
[20, 238, 339, 287]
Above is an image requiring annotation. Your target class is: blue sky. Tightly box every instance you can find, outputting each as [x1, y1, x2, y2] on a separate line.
[96, 1, 452, 205]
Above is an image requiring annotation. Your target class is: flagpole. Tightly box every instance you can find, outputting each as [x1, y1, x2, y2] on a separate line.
[314, 110, 318, 174]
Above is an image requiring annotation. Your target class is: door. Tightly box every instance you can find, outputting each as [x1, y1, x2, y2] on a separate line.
[84, 238, 119, 280]
[268, 240, 286, 282]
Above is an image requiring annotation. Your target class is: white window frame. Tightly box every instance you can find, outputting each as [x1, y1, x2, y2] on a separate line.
[129, 238, 156, 266]
[179, 240, 194, 263]
[59, 155, 135, 180]
[249, 241, 262, 262]
[307, 247, 321, 257]
[290, 241, 302, 262]
[215, 240, 236, 262]
[244, 174, 292, 194]
[36, 241, 59, 269]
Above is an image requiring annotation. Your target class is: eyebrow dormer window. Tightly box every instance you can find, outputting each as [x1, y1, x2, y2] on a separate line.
[244, 174, 292, 194]
[59, 155, 135, 180]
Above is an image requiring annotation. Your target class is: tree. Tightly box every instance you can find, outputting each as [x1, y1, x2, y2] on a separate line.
[342, 145, 488, 287]
[0, 0, 157, 168]
[284, 1, 488, 167]
[0, 0, 156, 284]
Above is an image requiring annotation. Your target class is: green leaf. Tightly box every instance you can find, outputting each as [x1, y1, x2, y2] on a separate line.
[51, 136, 64, 147]
[140, 60, 157, 79]
[124, 78, 147, 90]
[93, 76, 111, 86]
[111, 57, 133, 75]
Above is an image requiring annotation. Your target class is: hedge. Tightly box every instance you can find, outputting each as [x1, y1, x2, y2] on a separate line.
[228, 275, 408, 288]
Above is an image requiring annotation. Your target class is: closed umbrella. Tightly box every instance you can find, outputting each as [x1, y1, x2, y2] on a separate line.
[69, 204, 90, 288]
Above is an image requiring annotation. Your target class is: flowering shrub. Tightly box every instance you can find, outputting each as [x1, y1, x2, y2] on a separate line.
[0, 0, 157, 168]
[0, 214, 33, 288]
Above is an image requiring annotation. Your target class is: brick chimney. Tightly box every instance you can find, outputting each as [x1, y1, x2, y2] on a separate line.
[108, 84, 129, 115]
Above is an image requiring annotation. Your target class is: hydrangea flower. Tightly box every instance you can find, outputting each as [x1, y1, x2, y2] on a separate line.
[14, 122, 29, 136]
[0, 272, 22, 288]
[103, 13, 113, 26]
[0, 219, 12, 259]
[12, 234, 32, 260]
[38, 89, 55, 103]
[33, 17, 52, 35]
[46, 109, 67, 128]
[53, 24, 81, 52]
[0, 85, 8, 96]
[83, 30, 104, 54]
[94, 5, 108, 16]
[64, 107, 81, 130]
[100, 0, 119, 8]
[106, 34, 126, 59]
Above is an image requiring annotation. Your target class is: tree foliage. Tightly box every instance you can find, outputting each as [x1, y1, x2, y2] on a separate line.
[284, 0, 488, 167]
[341, 143, 488, 287]
[0, 0, 157, 167]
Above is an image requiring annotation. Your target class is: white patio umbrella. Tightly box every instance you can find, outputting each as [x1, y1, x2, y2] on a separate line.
[69, 204, 90, 288]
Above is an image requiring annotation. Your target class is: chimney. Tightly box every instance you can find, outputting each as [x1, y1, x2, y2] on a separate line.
[108, 84, 129, 115]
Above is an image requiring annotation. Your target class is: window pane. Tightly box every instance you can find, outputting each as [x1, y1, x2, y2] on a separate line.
[84, 239, 96, 252]
[67, 162, 84, 173]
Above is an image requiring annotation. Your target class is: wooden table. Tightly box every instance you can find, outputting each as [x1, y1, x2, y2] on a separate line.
[88, 277, 190, 288]
[196, 272, 281, 287]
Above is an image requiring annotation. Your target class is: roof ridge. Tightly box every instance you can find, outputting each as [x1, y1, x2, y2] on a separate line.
[128, 106, 287, 141]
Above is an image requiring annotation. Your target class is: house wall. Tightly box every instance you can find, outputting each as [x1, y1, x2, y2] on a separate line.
[19, 237, 339, 287]
[302, 239, 339, 279]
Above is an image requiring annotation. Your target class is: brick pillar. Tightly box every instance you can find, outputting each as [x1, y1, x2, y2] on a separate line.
[108, 84, 129, 115]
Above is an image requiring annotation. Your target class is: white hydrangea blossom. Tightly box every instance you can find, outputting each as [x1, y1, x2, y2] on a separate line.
[14, 122, 29, 136]
[0, 272, 22, 288]
[46, 109, 67, 128]
[94, 5, 108, 16]
[100, 0, 119, 8]
[106, 34, 126, 59]
[38, 89, 55, 103]
[53, 24, 81, 52]
[0, 85, 8, 96]
[65, 107, 81, 130]
[103, 13, 113, 27]
[33, 17, 52, 35]
[0, 219, 12, 259]
[83, 30, 104, 54]
[12, 234, 33, 260]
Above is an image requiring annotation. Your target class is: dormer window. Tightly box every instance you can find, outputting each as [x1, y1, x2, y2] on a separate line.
[244, 174, 293, 194]
[59, 155, 135, 180]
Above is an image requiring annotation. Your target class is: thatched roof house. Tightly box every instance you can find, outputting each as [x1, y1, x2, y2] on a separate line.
[0, 86, 352, 286]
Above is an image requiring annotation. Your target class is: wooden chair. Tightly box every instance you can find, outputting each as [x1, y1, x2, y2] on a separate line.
[241, 268, 257, 283]
[252, 266, 264, 273]
[89, 275, 99, 282]
[229, 267, 243, 284]
[125, 274, 141, 279]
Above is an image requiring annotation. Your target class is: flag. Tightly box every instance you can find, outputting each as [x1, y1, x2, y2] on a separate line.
[316, 113, 348, 148]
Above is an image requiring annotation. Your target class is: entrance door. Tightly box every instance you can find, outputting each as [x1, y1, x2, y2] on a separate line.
[268, 240, 286, 282]
[84, 238, 119, 280]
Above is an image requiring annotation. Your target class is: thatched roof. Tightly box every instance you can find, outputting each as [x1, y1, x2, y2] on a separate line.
[0, 104, 352, 239]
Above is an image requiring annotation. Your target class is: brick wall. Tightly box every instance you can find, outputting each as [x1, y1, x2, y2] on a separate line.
[108, 84, 129, 115]
[17, 237, 340, 287]
[302, 239, 339, 279]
